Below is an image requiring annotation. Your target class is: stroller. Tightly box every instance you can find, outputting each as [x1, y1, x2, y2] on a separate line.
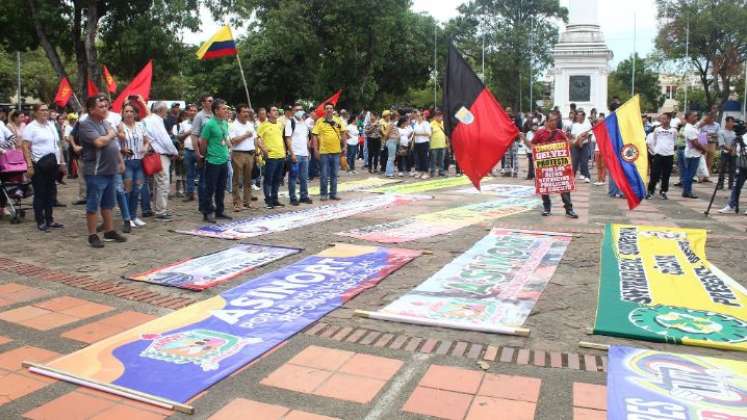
[0, 150, 33, 224]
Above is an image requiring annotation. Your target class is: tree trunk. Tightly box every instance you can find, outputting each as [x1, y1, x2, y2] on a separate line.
[26, 0, 67, 78]
[84, 0, 101, 95]
[73, 1, 87, 103]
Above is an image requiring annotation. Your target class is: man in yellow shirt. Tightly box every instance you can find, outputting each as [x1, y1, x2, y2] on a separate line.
[256, 106, 286, 209]
[429, 111, 449, 177]
[312, 104, 347, 200]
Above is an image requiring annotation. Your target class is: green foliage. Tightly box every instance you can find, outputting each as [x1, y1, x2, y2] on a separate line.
[0, 47, 59, 104]
[608, 54, 662, 112]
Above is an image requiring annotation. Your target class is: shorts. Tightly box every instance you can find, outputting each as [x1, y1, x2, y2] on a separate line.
[85, 174, 116, 213]
[124, 159, 145, 183]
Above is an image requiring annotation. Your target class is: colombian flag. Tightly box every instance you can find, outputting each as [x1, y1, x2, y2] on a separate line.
[196, 25, 238, 60]
[592, 95, 648, 210]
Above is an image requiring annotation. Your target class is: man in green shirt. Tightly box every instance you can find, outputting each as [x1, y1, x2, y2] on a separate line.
[199, 99, 232, 223]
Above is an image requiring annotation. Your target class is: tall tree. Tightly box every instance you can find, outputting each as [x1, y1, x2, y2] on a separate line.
[655, 0, 747, 112]
[608, 54, 663, 112]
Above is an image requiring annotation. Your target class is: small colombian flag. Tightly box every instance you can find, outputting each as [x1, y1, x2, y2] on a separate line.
[592, 95, 649, 210]
[196, 25, 238, 60]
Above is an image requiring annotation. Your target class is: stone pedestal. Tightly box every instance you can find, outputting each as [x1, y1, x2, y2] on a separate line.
[551, 0, 613, 115]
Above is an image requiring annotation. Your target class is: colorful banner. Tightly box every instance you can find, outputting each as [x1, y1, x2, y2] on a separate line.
[176, 194, 427, 240]
[338, 197, 539, 243]
[125, 244, 301, 291]
[32, 244, 421, 404]
[365, 229, 571, 334]
[595, 224, 747, 352]
[533, 140, 575, 194]
[365, 176, 472, 194]
[454, 184, 536, 198]
[607, 345, 747, 420]
[279, 177, 400, 198]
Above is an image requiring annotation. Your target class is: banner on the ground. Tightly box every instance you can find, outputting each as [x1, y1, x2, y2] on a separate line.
[279, 177, 401, 198]
[607, 345, 747, 420]
[364, 229, 571, 334]
[594, 224, 747, 352]
[533, 140, 574, 194]
[454, 184, 535, 198]
[338, 197, 538, 243]
[125, 244, 301, 291]
[30, 244, 420, 406]
[176, 194, 427, 240]
[366, 176, 472, 194]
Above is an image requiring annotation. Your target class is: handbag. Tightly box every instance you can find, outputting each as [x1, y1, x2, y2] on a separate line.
[0, 149, 28, 174]
[142, 152, 163, 176]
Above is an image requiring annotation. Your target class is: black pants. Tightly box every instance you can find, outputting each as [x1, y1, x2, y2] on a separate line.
[717, 152, 737, 189]
[31, 161, 58, 225]
[648, 154, 674, 194]
[414, 142, 429, 172]
[526, 153, 535, 179]
[379, 144, 388, 172]
[572, 143, 591, 179]
[396, 150, 413, 172]
[541, 192, 573, 212]
[202, 162, 227, 216]
[367, 138, 381, 171]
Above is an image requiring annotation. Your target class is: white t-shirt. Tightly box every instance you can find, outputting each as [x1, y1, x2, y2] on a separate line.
[304, 117, 315, 130]
[22, 120, 62, 163]
[646, 127, 676, 156]
[179, 120, 193, 149]
[700, 122, 720, 145]
[0, 120, 15, 150]
[345, 122, 359, 146]
[671, 117, 681, 130]
[399, 126, 413, 147]
[106, 112, 122, 128]
[285, 118, 310, 157]
[229, 119, 256, 152]
[684, 123, 702, 158]
[412, 120, 432, 144]
[570, 120, 592, 144]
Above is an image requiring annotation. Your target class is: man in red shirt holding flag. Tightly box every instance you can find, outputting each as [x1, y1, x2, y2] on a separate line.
[530, 110, 578, 218]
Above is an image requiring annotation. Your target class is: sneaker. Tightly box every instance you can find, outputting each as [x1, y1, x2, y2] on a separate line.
[37, 223, 49, 232]
[422, 174, 431, 180]
[645, 193, 653, 200]
[216, 213, 233, 220]
[683, 193, 699, 199]
[320, 196, 329, 201]
[203, 213, 216, 223]
[122, 221, 132, 234]
[398, 172, 404, 177]
[273, 202, 285, 207]
[88, 234, 104, 248]
[141, 211, 155, 218]
[593, 181, 606, 186]
[659, 192, 668, 200]
[156, 214, 172, 220]
[129, 220, 138, 228]
[541, 210, 551, 216]
[290, 200, 300, 206]
[103, 231, 127, 242]
[252, 184, 261, 191]
[718, 205, 736, 214]
[584, 177, 591, 183]
[264, 204, 274, 209]
[73, 199, 87, 205]
[133, 218, 146, 227]
[234, 205, 242, 212]
[565, 209, 579, 219]
[330, 196, 341, 201]
[48, 222, 64, 229]
[300, 198, 313, 204]
[410, 171, 417, 177]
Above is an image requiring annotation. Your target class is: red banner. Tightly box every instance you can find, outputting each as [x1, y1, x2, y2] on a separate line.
[111, 60, 153, 113]
[103, 65, 117, 93]
[54, 77, 73, 108]
[314, 90, 342, 118]
[533, 140, 575, 195]
[87, 79, 99, 96]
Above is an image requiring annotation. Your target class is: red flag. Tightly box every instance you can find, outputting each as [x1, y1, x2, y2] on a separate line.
[314, 90, 342, 118]
[444, 43, 518, 190]
[54, 77, 74, 108]
[103, 65, 117, 93]
[87, 79, 99, 96]
[111, 60, 153, 113]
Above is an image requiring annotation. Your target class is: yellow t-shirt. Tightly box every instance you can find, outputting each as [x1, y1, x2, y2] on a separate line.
[257, 120, 286, 159]
[430, 120, 447, 149]
[313, 117, 345, 154]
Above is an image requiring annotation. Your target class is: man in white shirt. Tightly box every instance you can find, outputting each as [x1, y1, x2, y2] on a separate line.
[229, 104, 256, 211]
[412, 111, 431, 178]
[285, 104, 312, 205]
[143, 102, 179, 219]
[570, 110, 592, 183]
[682, 111, 705, 198]
[646, 113, 677, 200]
[698, 112, 720, 183]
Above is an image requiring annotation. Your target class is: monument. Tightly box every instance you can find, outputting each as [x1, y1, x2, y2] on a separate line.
[551, 0, 613, 115]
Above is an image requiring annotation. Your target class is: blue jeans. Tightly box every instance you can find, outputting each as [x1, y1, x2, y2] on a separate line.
[183, 149, 197, 194]
[124, 160, 144, 218]
[385, 139, 398, 176]
[114, 173, 131, 222]
[362, 138, 369, 167]
[682, 157, 700, 196]
[319, 153, 340, 198]
[728, 169, 747, 208]
[198, 164, 208, 214]
[309, 155, 320, 180]
[676, 148, 685, 183]
[608, 177, 622, 197]
[263, 158, 284, 205]
[288, 155, 309, 202]
[86, 175, 116, 214]
[202, 162, 228, 215]
[346, 144, 358, 171]
[430, 148, 446, 175]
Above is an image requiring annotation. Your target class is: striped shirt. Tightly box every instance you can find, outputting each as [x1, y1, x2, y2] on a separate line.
[121, 122, 147, 160]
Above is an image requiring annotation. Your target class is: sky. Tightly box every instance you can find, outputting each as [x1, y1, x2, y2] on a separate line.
[185, 0, 658, 67]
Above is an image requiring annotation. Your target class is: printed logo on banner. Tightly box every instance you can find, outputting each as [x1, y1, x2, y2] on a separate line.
[150, 272, 194, 286]
[621, 143, 641, 163]
[625, 350, 747, 410]
[629, 305, 747, 344]
[140, 330, 263, 372]
[455, 106, 475, 125]
[409, 299, 497, 323]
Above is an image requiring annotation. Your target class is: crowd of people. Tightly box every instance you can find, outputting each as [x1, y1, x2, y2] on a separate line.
[0, 94, 745, 248]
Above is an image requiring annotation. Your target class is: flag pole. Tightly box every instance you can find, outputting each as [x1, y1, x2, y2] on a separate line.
[235, 54, 252, 110]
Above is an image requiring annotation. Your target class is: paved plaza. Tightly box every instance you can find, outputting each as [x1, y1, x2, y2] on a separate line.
[1, 158, 746, 420]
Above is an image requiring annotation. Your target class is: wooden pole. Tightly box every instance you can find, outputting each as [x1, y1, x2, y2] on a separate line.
[235, 54, 252, 110]
[578, 341, 610, 351]
[354, 310, 530, 337]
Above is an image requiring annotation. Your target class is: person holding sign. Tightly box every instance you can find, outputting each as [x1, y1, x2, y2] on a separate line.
[530, 111, 578, 218]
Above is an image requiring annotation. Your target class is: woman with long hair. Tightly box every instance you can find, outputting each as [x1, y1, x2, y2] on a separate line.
[118, 101, 151, 229]
[21, 103, 65, 231]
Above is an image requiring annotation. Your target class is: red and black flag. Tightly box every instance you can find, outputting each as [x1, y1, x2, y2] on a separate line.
[444, 43, 519, 189]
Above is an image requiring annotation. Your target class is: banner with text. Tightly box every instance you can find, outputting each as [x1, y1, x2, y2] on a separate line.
[607, 345, 747, 420]
[338, 197, 539, 243]
[125, 244, 301, 291]
[366, 176, 472, 194]
[32, 244, 421, 404]
[365, 229, 571, 334]
[594, 224, 747, 352]
[176, 194, 428, 240]
[533, 140, 574, 194]
[279, 177, 401, 198]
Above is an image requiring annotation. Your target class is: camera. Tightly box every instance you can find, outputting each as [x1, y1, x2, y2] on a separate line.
[734, 120, 746, 137]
